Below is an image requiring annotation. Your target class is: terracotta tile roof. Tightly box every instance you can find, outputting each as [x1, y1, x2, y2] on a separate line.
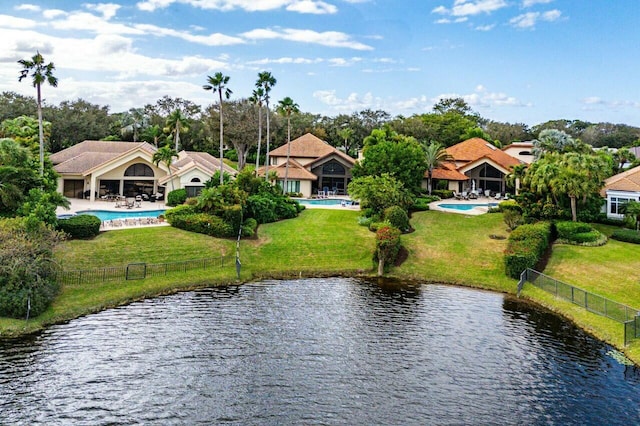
[446, 138, 521, 170]
[51, 140, 157, 175]
[269, 133, 355, 164]
[257, 159, 317, 181]
[601, 164, 640, 195]
[429, 162, 468, 181]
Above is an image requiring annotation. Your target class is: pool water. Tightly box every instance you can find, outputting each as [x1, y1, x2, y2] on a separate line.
[76, 209, 166, 221]
[296, 198, 351, 206]
[437, 203, 497, 211]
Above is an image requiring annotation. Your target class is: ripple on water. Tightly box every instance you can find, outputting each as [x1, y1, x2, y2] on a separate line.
[1, 278, 639, 425]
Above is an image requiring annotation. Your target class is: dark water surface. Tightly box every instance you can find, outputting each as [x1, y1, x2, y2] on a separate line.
[1, 278, 639, 425]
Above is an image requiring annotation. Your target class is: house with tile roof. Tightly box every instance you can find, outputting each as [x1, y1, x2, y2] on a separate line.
[600, 164, 640, 219]
[259, 133, 355, 197]
[428, 138, 523, 195]
[50, 140, 235, 202]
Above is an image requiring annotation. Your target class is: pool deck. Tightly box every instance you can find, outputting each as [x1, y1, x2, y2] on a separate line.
[294, 196, 360, 210]
[429, 197, 501, 216]
[58, 198, 169, 231]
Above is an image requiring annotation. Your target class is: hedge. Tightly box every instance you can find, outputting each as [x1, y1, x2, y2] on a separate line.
[167, 212, 235, 238]
[504, 221, 552, 278]
[498, 200, 522, 213]
[611, 229, 640, 244]
[57, 214, 102, 239]
[166, 188, 187, 206]
[431, 189, 453, 199]
[555, 221, 592, 240]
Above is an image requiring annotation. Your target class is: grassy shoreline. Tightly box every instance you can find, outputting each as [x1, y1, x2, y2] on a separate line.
[2, 209, 639, 365]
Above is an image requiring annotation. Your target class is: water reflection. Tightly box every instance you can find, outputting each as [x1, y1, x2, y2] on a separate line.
[0, 278, 638, 425]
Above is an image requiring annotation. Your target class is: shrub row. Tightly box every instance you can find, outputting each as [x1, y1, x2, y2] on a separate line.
[611, 229, 640, 244]
[431, 189, 453, 199]
[504, 222, 552, 279]
[555, 221, 601, 244]
[57, 214, 102, 239]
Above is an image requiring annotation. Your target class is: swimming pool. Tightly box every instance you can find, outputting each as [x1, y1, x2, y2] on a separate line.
[296, 198, 351, 206]
[75, 209, 166, 221]
[437, 203, 497, 211]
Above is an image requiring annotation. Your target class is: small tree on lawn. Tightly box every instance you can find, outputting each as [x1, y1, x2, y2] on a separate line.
[376, 225, 401, 276]
[624, 200, 640, 231]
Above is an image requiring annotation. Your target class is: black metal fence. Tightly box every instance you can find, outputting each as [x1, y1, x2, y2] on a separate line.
[56, 255, 232, 287]
[518, 268, 640, 346]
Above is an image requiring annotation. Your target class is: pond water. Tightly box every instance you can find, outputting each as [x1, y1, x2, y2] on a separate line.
[1, 278, 639, 425]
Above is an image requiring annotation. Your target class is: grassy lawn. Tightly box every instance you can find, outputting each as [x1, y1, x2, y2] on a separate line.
[3, 208, 640, 364]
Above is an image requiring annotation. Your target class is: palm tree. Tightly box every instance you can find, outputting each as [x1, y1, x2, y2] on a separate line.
[337, 127, 353, 155]
[203, 72, 232, 185]
[152, 145, 178, 191]
[164, 109, 189, 152]
[276, 97, 300, 195]
[422, 141, 450, 195]
[18, 51, 58, 176]
[256, 71, 276, 180]
[624, 200, 640, 231]
[141, 124, 165, 147]
[249, 87, 265, 172]
[120, 108, 146, 142]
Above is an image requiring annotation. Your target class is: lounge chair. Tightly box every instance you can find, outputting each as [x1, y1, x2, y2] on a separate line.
[454, 191, 463, 200]
[494, 193, 502, 200]
[461, 191, 469, 200]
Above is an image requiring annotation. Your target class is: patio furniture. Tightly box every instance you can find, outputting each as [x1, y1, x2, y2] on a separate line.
[494, 193, 502, 200]
[125, 197, 135, 209]
[135, 195, 142, 208]
[461, 191, 469, 200]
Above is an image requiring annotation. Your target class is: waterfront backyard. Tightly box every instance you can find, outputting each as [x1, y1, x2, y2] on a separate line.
[1, 208, 640, 364]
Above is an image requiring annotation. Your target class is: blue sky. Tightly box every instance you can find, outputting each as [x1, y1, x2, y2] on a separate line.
[0, 0, 638, 126]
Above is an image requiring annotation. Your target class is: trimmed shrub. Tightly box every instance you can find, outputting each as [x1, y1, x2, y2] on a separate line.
[358, 216, 374, 227]
[611, 229, 640, 244]
[168, 212, 234, 238]
[555, 221, 592, 240]
[431, 189, 453, 199]
[164, 204, 197, 222]
[384, 205, 410, 232]
[504, 221, 552, 278]
[166, 188, 187, 206]
[375, 225, 402, 275]
[274, 198, 298, 220]
[412, 198, 431, 212]
[241, 218, 258, 237]
[503, 209, 524, 230]
[369, 220, 391, 233]
[247, 195, 277, 224]
[571, 230, 601, 244]
[498, 200, 522, 213]
[57, 214, 101, 239]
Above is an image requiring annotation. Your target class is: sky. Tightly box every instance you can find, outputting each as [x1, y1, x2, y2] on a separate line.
[0, 0, 639, 127]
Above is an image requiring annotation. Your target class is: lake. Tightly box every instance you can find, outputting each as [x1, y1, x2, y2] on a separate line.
[1, 278, 638, 424]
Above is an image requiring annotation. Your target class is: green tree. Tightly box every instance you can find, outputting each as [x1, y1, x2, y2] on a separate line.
[164, 109, 189, 152]
[422, 141, 450, 195]
[0, 91, 36, 122]
[141, 124, 165, 148]
[119, 107, 147, 142]
[337, 127, 353, 154]
[18, 52, 58, 176]
[347, 173, 413, 215]
[203, 72, 232, 184]
[532, 129, 591, 159]
[256, 71, 277, 179]
[276, 96, 300, 194]
[353, 127, 427, 194]
[0, 116, 50, 152]
[152, 145, 178, 191]
[44, 99, 113, 152]
[624, 200, 640, 231]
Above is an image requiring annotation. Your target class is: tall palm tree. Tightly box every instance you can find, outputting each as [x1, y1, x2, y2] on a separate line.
[203, 72, 232, 185]
[249, 87, 265, 173]
[256, 71, 276, 180]
[337, 127, 353, 155]
[18, 51, 58, 176]
[152, 145, 178, 191]
[164, 109, 189, 152]
[277, 97, 300, 195]
[422, 141, 450, 195]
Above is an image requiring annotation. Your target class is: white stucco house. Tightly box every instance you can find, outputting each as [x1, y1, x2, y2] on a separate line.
[600, 164, 640, 220]
[50, 140, 236, 202]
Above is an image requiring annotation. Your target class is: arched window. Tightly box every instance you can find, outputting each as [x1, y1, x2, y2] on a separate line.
[190, 177, 201, 183]
[519, 151, 533, 156]
[322, 161, 345, 175]
[124, 163, 154, 177]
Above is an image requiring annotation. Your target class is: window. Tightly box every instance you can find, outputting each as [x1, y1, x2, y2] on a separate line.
[190, 177, 201, 183]
[322, 161, 345, 175]
[610, 197, 632, 215]
[279, 180, 300, 193]
[124, 163, 154, 177]
[479, 164, 502, 178]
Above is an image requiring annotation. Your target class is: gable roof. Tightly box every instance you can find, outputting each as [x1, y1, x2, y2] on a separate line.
[601, 164, 640, 195]
[257, 159, 318, 181]
[430, 162, 468, 181]
[173, 151, 237, 176]
[269, 133, 355, 164]
[51, 140, 157, 175]
[446, 137, 521, 170]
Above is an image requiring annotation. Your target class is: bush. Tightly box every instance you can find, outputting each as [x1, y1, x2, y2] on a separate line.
[503, 209, 524, 230]
[168, 212, 234, 238]
[571, 230, 601, 244]
[164, 204, 197, 222]
[412, 198, 431, 212]
[57, 214, 101, 239]
[594, 215, 625, 227]
[274, 198, 299, 220]
[431, 189, 453, 199]
[611, 229, 640, 244]
[384, 205, 410, 232]
[369, 220, 391, 233]
[375, 225, 402, 275]
[247, 195, 277, 224]
[499, 200, 522, 213]
[241, 218, 258, 237]
[555, 221, 592, 241]
[358, 216, 374, 227]
[504, 221, 552, 278]
[166, 189, 187, 206]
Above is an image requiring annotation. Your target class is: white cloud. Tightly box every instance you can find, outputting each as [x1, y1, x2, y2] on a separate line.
[135, 24, 245, 46]
[475, 24, 495, 31]
[42, 9, 67, 19]
[434, 86, 530, 109]
[522, 0, 552, 7]
[433, 0, 508, 17]
[248, 57, 324, 65]
[0, 14, 38, 29]
[241, 28, 373, 50]
[136, 0, 340, 14]
[15, 4, 41, 12]
[510, 9, 561, 28]
[85, 3, 121, 19]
